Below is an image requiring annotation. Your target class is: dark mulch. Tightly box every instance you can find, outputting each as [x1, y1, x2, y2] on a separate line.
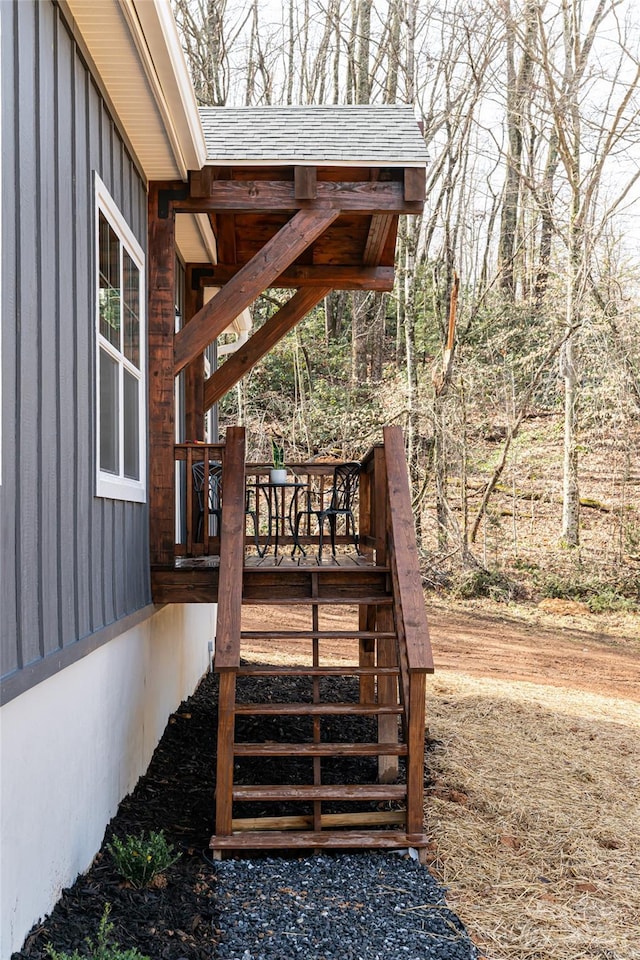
[12, 668, 475, 960]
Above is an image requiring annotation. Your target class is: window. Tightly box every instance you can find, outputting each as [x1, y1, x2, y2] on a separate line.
[95, 175, 146, 501]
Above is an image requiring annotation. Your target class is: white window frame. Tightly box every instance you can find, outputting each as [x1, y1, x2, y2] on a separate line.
[0, 15, 3, 487]
[95, 174, 146, 502]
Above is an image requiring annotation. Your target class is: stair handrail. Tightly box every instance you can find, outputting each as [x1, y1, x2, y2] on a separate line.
[214, 426, 246, 671]
[382, 426, 433, 843]
[382, 426, 434, 675]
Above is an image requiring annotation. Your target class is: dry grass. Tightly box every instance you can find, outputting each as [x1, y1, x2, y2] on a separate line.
[425, 672, 640, 960]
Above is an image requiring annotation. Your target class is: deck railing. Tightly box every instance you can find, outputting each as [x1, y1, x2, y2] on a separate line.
[174, 442, 226, 558]
[174, 446, 362, 560]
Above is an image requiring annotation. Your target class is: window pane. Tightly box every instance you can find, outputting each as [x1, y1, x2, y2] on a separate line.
[123, 250, 140, 368]
[100, 348, 119, 474]
[123, 369, 140, 480]
[99, 212, 120, 348]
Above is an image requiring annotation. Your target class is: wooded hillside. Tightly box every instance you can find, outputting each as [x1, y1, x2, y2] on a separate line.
[174, 0, 640, 608]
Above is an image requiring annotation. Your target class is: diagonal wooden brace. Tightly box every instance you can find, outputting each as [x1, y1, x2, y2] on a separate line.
[203, 286, 331, 410]
[173, 209, 340, 375]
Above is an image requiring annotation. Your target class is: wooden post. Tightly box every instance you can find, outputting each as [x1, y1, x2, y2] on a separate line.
[406, 672, 427, 844]
[215, 671, 237, 841]
[184, 265, 205, 442]
[377, 605, 400, 783]
[213, 426, 246, 669]
[148, 183, 177, 568]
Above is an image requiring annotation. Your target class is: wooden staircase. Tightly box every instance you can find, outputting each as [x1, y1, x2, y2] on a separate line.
[210, 426, 434, 859]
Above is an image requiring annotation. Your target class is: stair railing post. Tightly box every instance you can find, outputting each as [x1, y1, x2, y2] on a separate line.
[213, 426, 246, 849]
[406, 671, 427, 855]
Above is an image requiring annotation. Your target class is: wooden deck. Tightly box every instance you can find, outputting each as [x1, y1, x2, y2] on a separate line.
[153, 553, 390, 605]
[175, 551, 371, 569]
[151, 428, 434, 858]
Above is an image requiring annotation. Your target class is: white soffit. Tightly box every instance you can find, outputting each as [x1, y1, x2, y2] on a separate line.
[175, 214, 217, 265]
[65, 0, 205, 181]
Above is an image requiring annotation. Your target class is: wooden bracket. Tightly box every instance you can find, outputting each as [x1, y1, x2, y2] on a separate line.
[158, 184, 189, 219]
[174, 209, 340, 375]
[295, 166, 317, 200]
[190, 265, 216, 291]
[404, 167, 426, 203]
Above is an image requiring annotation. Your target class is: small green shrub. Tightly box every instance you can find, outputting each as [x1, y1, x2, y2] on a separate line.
[586, 589, 638, 614]
[107, 830, 180, 888]
[451, 567, 520, 603]
[541, 575, 639, 613]
[46, 904, 149, 960]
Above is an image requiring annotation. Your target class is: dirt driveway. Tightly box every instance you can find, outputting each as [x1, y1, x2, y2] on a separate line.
[241, 599, 640, 702]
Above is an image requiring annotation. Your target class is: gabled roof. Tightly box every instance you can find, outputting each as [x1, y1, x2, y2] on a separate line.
[199, 105, 427, 167]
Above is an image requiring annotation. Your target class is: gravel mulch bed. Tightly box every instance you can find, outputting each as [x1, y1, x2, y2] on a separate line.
[13, 668, 479, 960]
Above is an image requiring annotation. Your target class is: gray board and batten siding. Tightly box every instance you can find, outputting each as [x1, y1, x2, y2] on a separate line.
[1, 0, 153, 705]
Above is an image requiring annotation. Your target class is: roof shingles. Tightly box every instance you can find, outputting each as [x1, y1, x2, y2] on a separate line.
[199, 105, 427, 166]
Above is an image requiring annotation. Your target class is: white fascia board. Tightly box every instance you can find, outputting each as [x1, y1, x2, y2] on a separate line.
[203, 159, 427, 168]
[125, 0, 207, 177]
[195, 213, 218, 264]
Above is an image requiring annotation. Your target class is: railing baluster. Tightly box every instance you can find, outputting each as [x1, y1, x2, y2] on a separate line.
[186, 446, 193, 556]
[203, 456, 210, 554]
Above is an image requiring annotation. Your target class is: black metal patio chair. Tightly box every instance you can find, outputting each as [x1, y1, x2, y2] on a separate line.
[192, 461, 223, 542]
[192, 461, 261, 552]
[294, 461, 361, 559]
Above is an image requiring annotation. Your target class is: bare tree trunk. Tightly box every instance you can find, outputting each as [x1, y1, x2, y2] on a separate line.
[351, 292, 369, 382]
[404, 219, 419, 476]
[286, 0, 295, 105]
[324, 290, 346, 341]
[533, 130, 560, 305]
[369, 294, 386, 382]
[356, 0, 372, 103]
[561, 329, 580, 544]
[498, 0, 537, 298]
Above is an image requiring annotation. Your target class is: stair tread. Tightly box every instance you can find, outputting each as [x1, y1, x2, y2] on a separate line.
[232, 783, 406, 801]
[210, 830, 426, 850]
[236, 665, 399, 677]
[242, 596, 392, 605]
[234, 741, 407, 756]
[240, 630, 396, 640]
[233, 701, 403, 715]
[244, 565, 391, 574]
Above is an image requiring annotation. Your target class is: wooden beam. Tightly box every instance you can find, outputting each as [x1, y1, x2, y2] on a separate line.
[203, 287, 331, 409]
[216, 213, 237, 264]
[148, 184, 176, 567]
[183, 265, 205, 442]
[295, 165, 317, 199]
[404, 167, 426, 202]
[173, 180, 423, 214]
[201, 264, 395, 291]
[189, 167, 215, 198]
[214, 425, 246, 670]
[174, 209, 339, 375]
[363, 215, 394, 266]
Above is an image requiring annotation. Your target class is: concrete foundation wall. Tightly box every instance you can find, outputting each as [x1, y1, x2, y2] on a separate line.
[0, 603, 215, 958]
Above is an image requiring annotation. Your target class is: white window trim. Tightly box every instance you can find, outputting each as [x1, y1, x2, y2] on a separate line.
[95, 173, 147, 503]
[0, 14, 3, 487]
